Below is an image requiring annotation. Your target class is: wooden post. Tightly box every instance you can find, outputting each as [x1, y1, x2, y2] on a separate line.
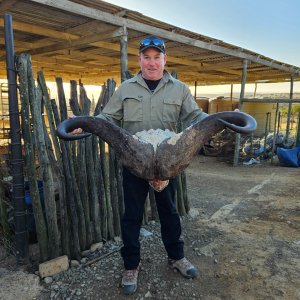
[194, 81, 197, 99]
[79, 83, 102, 243]
[56, 87, 82, 258]
[50, 99, 71, 257]
[93, 85, 108, 239]
[17, 54, 48, 261]
[100, 81, 115, 239]
[38, 72, 62, 162]
[120, 26, 128, 83]
[233, 60, 247, 166]
[31, 84, 60, 259]
[38, 72, 72, 256]
[69, 80, 81, 116]
[62, 142, 81, 259]
[70, 81, 93, 247]
[285, 75, 294, 143]
[118, 29, 128, 230]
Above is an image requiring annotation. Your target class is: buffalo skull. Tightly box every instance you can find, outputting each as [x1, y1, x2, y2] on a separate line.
[57, 111, 257, 180]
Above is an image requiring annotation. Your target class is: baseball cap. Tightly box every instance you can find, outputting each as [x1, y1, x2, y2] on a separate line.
[139, 36, 165, 54]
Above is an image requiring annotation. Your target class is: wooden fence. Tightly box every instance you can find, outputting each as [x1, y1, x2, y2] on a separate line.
[9, 53, 189, 262]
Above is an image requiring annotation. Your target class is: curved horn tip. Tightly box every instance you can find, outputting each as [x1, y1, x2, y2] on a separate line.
[217, 113, 257, 134]
[56, 118, 93, 141]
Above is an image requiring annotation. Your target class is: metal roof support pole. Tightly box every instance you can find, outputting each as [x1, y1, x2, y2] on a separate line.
[233, 59, 247, 166]
[120, 26, 128, 83]
[4, 14, 28, 262]
[271, 102, 280, 164]
[230, 84, 233, 109]
[253, 82, 258, 98]
[284, 75, 294, 144]
[296, 110, 300, 147]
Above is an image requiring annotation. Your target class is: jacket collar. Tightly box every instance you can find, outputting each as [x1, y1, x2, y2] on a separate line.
[128, 70, 175, 85]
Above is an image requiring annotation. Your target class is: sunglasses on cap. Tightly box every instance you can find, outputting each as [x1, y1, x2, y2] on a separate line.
[139, 36, 165, 53]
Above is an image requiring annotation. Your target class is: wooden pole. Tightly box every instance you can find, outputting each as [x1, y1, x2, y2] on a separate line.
[69, 82, 90, 246]
[38, 72, 72, 255]
[50, 99, 71, 257]
[194, 81, 197, 99]
[17, 54, 48, 261]
[69, 80, 81, 115]
[62, 142, 81, 259]
[233, 59, 247, 166]
[93, 85, 108, 239]
[118, 31, 128, 228]
[55, 78, 82, 258]
[65, 86, 87, 251]
[80, 83, 102, 243]
[106, 79, 118, 238]
[100, 82, 114, 239]
[120, 26, 128, 83]
[38, 72, 62, 162]
[31, 84, 60, 259]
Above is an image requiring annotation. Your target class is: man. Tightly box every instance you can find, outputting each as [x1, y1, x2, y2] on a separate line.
[99, 36, 208, 295]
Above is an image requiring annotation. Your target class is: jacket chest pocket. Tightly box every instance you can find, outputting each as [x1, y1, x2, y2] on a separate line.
[163, 98, 181, 122]
[123, 97, 143, 122]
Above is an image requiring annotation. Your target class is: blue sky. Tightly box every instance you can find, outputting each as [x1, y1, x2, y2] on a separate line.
[105, 0, 300, 67]
[104, 0, 300, 94]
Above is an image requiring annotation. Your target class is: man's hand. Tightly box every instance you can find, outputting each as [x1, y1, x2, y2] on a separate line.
[149, 179, 169, 192]
[69, 128, 83, 135]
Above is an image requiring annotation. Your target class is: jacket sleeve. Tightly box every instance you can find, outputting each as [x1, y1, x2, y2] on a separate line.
[180, 84, 208, 128]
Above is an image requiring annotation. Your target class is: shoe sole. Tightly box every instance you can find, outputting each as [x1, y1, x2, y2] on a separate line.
[122, 284, 137, 295]
[169, 265, 198, 279]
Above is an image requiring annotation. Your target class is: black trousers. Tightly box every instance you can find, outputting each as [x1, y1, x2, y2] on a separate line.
[121, 168, 184, 270]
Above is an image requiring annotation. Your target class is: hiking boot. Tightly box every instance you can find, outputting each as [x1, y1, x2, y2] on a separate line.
[168, 257, 199, 279]
[121, 264, 140, 295]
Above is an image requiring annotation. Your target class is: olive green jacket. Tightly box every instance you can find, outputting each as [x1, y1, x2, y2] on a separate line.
[100, 70, 207, 134]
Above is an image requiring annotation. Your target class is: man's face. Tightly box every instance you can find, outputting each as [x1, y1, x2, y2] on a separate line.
[138, 48, 166, 80]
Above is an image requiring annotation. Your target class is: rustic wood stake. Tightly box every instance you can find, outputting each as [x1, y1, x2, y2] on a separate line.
[17, 54, 48, 261]
[30, 82, 59, 259]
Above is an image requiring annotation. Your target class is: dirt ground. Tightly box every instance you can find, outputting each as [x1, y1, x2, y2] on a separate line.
[1, 155, 300, 300]
[185, 155, 300, 300]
